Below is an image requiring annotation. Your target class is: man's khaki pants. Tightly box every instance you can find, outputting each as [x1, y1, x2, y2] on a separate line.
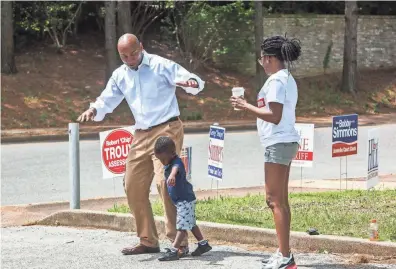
[124, 119, 187, 248]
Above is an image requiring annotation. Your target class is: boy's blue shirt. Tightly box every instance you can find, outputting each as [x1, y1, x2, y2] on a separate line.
[164, 155, 196, 204]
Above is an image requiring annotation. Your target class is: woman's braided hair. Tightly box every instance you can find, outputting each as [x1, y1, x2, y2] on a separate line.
[261, 34, 301, 70]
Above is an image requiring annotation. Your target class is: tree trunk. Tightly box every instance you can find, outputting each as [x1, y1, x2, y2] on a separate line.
[254, 1, 265, 90]
[105, 1, 118, 81]
[117, 1, 132, 37]
[73, 3, 83, 36]
[1, 1, 17, 74]
[341, 1, 358, 95]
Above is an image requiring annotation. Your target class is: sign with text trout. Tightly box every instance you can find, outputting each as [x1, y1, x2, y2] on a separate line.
[100, 127, 135, 179]
[332, 114, 358, 157]
[291, 123, 314, 167]
[208, 125, 225, 181]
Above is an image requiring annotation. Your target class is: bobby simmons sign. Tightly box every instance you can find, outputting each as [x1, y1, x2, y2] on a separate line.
[367, 128, 379, 189]
[100, 127, 135, 179]
[332, 114, 358, 157]
[208, 125, 225, 180]
[292, 123, 314, 167]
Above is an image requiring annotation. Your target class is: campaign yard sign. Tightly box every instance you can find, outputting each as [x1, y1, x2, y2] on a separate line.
[367, 128, 379, 189]
[100, 127, 135, 179]
[208, 125, 225, 180]
[292, 123, 315, 167]
[180, 146, 192, 182]
[332, 114, 358, 157]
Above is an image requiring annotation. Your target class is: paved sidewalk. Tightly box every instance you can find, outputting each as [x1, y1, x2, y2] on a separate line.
[2, 226, 394, 269]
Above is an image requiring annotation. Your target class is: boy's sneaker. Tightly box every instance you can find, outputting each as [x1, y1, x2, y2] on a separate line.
[191, 240, 212, 256]
[164, 246, 189, 258]
[158, 250, 179, 261]
[262, 252, 297, 269]
[262, 248, 280, 264]
[179, 246, 189, 257]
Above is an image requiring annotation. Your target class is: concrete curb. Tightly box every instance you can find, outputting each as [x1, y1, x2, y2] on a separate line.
[0, 133, 98, 144]
[0, 124, 257, 144]
[3, 196, 129, 211]
[36, 210, 396, 256]
[2, 118, 392, 144]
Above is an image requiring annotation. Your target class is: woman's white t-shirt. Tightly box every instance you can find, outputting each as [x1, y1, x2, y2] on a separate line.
[257, 69, 300, 148]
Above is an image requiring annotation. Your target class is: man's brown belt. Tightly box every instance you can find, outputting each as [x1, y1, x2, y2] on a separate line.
[137, 116, 179, 132]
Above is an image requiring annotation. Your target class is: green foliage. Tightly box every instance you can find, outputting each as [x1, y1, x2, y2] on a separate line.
[262, 1, 396, 15]
[210, 2, 254, 57]
[43, 2, 79, 30]
[14, 1, 47, 45]
[12, 1, 396, 51]
[14, 1, 83, 49]
[161, 1, 254, 71]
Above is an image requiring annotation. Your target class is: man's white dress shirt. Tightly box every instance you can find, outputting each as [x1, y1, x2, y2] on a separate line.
[90, 52, 205, 130]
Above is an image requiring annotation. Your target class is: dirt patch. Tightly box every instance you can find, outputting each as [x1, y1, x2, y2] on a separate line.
[1, 35, 396, 130]
[347, 254, 396, 265]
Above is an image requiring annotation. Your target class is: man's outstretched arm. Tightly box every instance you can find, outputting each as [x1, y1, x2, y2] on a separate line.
[162, 60, 205, 95]
[77, 74, 124, 122]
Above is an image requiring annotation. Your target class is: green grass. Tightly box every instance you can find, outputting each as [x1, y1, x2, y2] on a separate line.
[108, 190, 396, 242]
[39, 111, 48, 123]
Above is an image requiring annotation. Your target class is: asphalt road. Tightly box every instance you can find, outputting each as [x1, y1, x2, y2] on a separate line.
[1, 124, 396, 205]
[2, 226, 394, 269]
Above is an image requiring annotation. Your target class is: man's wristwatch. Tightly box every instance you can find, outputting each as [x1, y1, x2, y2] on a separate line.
[189, 78, 199, 84]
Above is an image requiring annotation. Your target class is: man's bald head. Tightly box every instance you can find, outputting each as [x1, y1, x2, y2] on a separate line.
[118, 34, 140, 49]
[117, 33, 143, 69]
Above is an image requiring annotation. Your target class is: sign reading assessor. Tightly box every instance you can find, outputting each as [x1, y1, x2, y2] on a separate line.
[100, 127, 134, 179]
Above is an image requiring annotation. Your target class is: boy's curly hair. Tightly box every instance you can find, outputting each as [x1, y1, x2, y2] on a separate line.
[154, 136, 176, 155]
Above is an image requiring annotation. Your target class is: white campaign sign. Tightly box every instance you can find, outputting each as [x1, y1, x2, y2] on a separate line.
[291, 123, 315, 167]
[99, 126, 135, 179]
[208, 125, 225, 181]
[367, 128, 379, 189]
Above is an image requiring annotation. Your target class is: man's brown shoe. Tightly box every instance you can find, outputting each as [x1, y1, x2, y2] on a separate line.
[121, 244, 160, 255]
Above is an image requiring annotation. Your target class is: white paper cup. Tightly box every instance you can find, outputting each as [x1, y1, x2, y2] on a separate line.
[232, 87, 245, 110]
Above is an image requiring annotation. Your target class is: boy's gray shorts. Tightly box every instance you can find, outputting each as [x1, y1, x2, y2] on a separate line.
[264, 142, 299, 166]
[176, 200, 197, 230]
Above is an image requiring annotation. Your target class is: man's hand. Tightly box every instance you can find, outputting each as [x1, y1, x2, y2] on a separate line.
[77, 108, 96, 122]
[230, 96, 247, 110]
[167, 175, 176, 187]
[176, 79, 198, 88]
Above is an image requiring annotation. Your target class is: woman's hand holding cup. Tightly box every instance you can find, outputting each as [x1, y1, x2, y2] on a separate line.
[230, 87, 246, 110]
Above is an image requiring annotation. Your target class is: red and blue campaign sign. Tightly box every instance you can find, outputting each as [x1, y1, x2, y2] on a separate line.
[208, 125, 225, 180]
[180, 146, 192, 182]
[332, 114, 358, 157]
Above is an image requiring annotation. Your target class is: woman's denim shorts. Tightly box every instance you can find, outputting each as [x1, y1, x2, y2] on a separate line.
[264, 142, 299, 166]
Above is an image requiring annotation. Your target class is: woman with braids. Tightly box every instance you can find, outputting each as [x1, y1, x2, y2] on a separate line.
[230, 35, 301, 269]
